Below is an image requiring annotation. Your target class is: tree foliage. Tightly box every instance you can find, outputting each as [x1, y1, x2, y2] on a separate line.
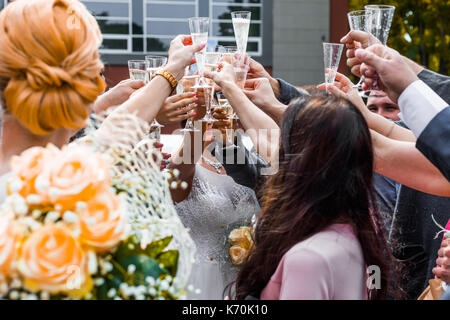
[349, 0, 449, 75]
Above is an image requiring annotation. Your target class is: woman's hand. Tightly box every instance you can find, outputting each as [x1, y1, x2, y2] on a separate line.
[156, 92, 199, 125]
[317, 72, 368, 116]
[94, 79, 145, 114]
[166, 35, 205, 80]
[204, 62, 237, 92]
[243, 78, 279, 111]
[433, 240, 450, 284]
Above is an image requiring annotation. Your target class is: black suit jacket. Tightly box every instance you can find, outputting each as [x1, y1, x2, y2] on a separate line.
[416, 107, 450, 181]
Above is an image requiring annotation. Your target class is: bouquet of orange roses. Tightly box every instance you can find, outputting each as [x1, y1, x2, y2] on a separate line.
[0, 117, 195, 300]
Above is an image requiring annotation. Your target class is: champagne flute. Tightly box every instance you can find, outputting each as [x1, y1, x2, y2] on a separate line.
[363, 5, 395, 95]
[323, 43, 344, 94]
[216, 92, 238, 149]
[188, 17, 216, 122]
[347, 10, 370, 93]
[231, 52, 251, 90]
[204, 50, 223, 117]
[180, 69, 200, 133]
[145, 55, 168, 141]
[231, 11, 251, 55]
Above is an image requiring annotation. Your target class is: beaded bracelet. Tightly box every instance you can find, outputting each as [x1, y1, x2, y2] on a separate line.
[152, 69, 178, 89]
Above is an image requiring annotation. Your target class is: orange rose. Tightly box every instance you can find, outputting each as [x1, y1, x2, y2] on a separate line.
[35, 145, 111, 211]
[79, 189, 127, 252]
[18, 225, 91, 295]
[0, 214, 20, 281]
[8, 145, 59, 197]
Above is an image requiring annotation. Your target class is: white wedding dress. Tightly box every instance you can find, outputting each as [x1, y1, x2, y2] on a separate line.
[176, 164, 260, 300]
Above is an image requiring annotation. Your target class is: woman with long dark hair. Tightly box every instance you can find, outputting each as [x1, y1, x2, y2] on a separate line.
[235, 94, 393, 300]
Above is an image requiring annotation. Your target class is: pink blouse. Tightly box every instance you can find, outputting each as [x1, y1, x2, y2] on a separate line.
[260, 224, 368, 300]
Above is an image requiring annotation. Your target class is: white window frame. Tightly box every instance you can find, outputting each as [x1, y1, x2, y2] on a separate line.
[209, 0, 263, 57]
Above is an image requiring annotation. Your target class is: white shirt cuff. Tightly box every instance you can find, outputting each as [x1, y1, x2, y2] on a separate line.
[397, 80, 448, 138]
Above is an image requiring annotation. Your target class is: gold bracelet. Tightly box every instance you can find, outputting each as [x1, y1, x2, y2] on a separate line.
[152, 69, 178, 89]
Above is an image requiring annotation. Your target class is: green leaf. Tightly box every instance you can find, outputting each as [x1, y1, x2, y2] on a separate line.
[114, 236, 173, 261]
[118, 255, 161, 285]
[156, 250, 179, 277]
[145, 236, 173, 259]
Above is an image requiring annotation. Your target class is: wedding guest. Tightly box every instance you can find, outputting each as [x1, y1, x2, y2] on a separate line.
[235, 94, 394, 300]
[367, 91, 400, 121]
[320, 72, 450, 298]
[168, 62, 280, 299]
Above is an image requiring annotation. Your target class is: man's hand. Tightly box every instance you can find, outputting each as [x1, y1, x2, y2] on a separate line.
[243, 78, 279, 111]
[433, 240, 450, 284]
[356, 45, 419, 103]
[156, 92, 198, 125]
[340, 30, 380, 77]
[94, 79, 145, 114]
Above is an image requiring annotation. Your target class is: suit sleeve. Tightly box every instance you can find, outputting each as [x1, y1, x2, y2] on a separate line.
[418, 69, 450, 105]
[276, 78, 309, 105]
[416, 107, 450, 182]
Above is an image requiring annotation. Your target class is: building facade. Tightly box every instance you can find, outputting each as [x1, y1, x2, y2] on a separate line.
[0, 0, 348, 86]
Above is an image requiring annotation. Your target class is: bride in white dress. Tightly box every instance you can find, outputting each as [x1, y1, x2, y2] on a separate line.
[168, 63, 280, 299]
[173, 137, 261, 299]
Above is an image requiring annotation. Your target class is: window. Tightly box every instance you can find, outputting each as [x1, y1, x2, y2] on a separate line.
[0, 0, 272, 65]
[210, 0, 263, 56]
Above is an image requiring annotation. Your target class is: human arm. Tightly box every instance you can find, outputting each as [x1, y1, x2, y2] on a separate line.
[371, 130, 450, 197]
[246, 58, 308, 105]
[317, 72, 416, 142]
[243, 78, 288, 125]
[205, 63, 280, 165]
[93, 79, 145, 114]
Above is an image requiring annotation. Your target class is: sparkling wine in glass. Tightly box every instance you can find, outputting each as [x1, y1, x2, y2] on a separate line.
[189, 17, 217, 122]
[216, 92, 238, 148]
[180, 69, 201, 133]
[231, 52, 251, 90]
[323, 43, 344, 94]
[128, 60, 149, 82]
[145, 55, 168, 140]
[232, 11, 251, 55]
[347, 10, 370, 93]
[364, 5, 395, 95]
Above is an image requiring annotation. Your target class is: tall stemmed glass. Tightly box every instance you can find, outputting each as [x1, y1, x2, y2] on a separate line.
[364, 5, 395, 95]
[347, 10, 370, 93]
[180, 66, 200, 133]
[204, 49, 223, 114]
[231, 11, 251, 55]
[188, 17, 216, 122]
[323, 43, 344, 94]
[145, 55, 168, 138]
[216, 92, 238, 149]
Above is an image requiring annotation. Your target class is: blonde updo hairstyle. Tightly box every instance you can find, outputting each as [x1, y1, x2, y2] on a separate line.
[0, 0, 106, 135]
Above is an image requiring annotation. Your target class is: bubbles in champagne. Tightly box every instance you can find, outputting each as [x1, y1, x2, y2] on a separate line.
[192, 32, 208, 51]
[232, 18, 250, 54]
